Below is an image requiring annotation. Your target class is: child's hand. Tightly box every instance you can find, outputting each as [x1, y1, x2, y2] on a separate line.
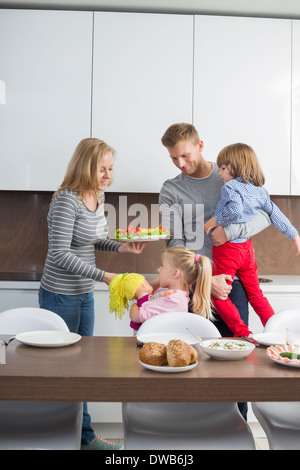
[129, 303, 141, 322]
[164, 289, 174, 296]
[293, 234, 300, 256]
[204, 216, 217, 235]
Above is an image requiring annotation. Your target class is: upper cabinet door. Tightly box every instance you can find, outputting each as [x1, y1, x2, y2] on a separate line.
[92, 12, 193, 192]
[194, 16, 291, 195]
[291, 20, 300, 195]
[0, 10, 93, 190]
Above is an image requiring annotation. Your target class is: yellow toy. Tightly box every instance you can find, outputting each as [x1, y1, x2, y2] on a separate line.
[108, 273, 153, 319]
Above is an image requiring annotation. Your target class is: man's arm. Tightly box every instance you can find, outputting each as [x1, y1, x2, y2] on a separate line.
[159, 183, 186, 248]
[212, 209, 271, 246]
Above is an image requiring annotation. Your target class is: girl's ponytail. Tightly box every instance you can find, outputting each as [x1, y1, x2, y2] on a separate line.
[192, 254, 212, 319]
[164, 247, 212, 320]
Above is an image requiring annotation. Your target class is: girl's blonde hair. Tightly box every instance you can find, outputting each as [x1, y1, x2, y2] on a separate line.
[162, 246, 212, 319]
[51, 137, 115, 203]
[217, 143, 265, 186]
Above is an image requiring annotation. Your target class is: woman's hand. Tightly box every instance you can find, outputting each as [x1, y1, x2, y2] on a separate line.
[211, 274, 233, 300]
[118, 241, 148, 254]
[102, 272, 117, 285]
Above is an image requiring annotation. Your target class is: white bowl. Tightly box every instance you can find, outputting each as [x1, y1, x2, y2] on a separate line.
[200, 339, 255, 360]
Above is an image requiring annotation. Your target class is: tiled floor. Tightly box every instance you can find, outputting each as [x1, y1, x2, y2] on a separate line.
[93, 421, 270, 450]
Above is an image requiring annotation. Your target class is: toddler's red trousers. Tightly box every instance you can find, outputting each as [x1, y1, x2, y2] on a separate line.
[212, 240, 274, 337]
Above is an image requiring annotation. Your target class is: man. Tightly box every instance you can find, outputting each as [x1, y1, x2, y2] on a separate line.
[159, 124, 270, 419]
[159, 123, 270, 333]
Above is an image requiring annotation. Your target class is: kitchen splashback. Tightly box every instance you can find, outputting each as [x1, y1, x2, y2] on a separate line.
[0, 191, 299, 280]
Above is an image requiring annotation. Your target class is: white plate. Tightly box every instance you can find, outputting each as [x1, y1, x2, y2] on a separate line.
[117, 234, 169, 242]
[252, 332, 286, 346]
[269, 358, 300, 368]
[267, 344, 300, 368]
[15, 330, 81, 348]
[200, 339, 255, 360]
[139, 360, 198, 373]
[137, 332, 198, 346]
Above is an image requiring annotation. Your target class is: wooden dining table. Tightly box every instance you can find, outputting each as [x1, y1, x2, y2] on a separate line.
[0, 335, 299, 403]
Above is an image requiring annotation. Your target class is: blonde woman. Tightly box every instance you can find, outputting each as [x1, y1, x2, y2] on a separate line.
[130, 246, 213, 327]
[39, 137, 147, 450]
[204, 143, 300, 338]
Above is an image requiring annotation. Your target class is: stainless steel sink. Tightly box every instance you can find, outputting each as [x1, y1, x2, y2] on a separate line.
[258, 277, 273, 283]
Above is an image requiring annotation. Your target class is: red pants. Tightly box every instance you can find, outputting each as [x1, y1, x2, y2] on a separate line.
[212, 240, 274, 337]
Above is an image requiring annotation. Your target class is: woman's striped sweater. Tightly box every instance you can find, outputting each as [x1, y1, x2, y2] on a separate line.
[40, 189, 121, 295]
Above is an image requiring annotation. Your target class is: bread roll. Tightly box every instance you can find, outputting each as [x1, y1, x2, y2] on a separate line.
[167, 339, 193, 367]
[139, 342, 167, 366]
[189, 345, 198, 363]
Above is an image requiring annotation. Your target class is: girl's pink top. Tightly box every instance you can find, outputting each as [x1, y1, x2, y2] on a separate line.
[139, 288, 189, 323]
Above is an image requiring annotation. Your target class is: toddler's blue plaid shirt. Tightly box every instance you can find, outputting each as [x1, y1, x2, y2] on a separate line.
[212, 177, 298, 243]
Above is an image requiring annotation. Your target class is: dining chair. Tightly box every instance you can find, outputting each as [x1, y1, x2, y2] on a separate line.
[0, 307, 83, 450]
[252, 308, 300, 450]
[122, 311, 256, 450]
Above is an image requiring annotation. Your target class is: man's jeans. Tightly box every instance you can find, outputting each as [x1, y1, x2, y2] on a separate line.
[38, 286, 96, 445]
[213, 279, 249, 337]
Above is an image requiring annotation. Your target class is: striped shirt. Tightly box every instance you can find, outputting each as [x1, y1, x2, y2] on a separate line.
[41, 189, 121, 295]
[213, 177, 298, 243]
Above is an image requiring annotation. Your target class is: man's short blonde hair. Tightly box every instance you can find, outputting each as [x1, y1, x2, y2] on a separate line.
[161, 123, 200, 148]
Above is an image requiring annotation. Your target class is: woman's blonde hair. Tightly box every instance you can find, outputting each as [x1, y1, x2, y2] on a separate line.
[217, 143, 265, 186]
[161, 123, 200, 148]
[162, 246, 212, 319]
[51, 137, 115, 203]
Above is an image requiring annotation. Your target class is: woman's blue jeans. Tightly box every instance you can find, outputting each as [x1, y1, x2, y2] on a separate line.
[38, 286, 96, 445]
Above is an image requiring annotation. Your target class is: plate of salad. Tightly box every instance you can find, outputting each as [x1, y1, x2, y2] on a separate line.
[200, 339, 255, 360]
[115, 225, 170, 241]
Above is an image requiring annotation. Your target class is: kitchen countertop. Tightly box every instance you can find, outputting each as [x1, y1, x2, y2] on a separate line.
[256, 275, 300, 292]
[0, 275, 300, 292]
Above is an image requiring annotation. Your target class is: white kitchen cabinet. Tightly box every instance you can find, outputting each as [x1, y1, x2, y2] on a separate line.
[93, 287, 132, 337]
[291, 20, 300, 195]
[249, 294, 300, 334]
[0, 9, 93, 190]
[0, 282, 39, 312]
[248, 276, 300, 333]
[194, 15, 291, 195]
[92, 12, 193, 192]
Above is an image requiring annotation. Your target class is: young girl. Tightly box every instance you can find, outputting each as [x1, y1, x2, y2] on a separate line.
[204, 143, 300, 337]
[129, 246, 213, 327]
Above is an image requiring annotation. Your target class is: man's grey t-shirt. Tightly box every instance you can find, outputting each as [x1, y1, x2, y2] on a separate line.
[159, 163, 271, 259]
[159, 163, 223, 258]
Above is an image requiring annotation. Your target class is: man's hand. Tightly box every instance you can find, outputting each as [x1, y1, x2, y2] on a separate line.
[210, 226, 228, 246]
[211, 274, 233, 300]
